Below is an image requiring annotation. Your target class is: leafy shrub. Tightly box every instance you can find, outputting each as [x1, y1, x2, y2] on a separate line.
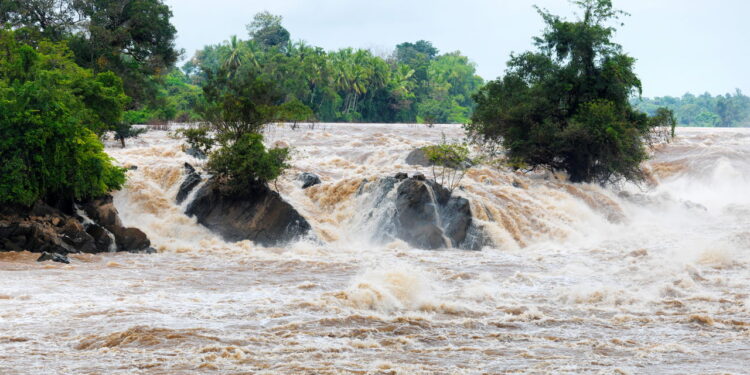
[207, 133, 289, 189]
[0, 29, 126, 206]
[177, 126, 215, 155]
[424, 141, 474, 192]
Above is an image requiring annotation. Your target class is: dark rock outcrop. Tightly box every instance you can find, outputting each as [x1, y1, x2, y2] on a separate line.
[79, 196, 152, 253]
[177, 163, 203, 204]
[185, 147, 207, 160]
[405, 148, 432, 166]
[394, 172, 408, 180]
[185, 179, 311, 246]
[1, 195, 153, 256]
[37, 252, 70, 264]
[358, 176, 490, 250]
[297, 172, 321, 189]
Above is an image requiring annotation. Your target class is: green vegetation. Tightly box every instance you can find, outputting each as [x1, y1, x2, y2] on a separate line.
[467, 0, 675, 184]
[207, 133, 290, 188]
[1, 0, 180, 107]
[0, 30, 126, 206]
[633, 90, 750, 127]
[424, 141, 475, 192]
[183, 13, 483, 124]
[183, 60, 291, 189]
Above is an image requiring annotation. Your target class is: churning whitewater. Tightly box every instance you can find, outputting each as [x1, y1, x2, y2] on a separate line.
[1, 124, 749, 374]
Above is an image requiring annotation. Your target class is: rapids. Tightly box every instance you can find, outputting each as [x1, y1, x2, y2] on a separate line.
[1, 124, 749, 374]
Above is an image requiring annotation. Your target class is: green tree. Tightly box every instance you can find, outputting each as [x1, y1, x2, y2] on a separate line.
[3, 0, 181, 106]
[277, 98, 315, 129]
[0, 29, 126, 206]
[246, 11, 290, 50]
[197, 59, 289, 190]
[467, 0, 674, 183]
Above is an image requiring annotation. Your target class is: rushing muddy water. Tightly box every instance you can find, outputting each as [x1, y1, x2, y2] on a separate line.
[1, 124, 749, 374]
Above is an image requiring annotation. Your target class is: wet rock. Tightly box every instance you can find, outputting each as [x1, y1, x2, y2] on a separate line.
[297, 172, 321, 189]
[176, 163, 202, 204]
[0, 219, 75, 254]
[85, 223, 114, 252]
[394, 172, 408, 180]
[359, 176, 489, 250]
[80, 195, 122, 228]
[37, 252, 70, 264]
[60, 219, 96, 253]
[412, 173, 426, 181]
[185, 147, 207, 160]
[127, 165, 138, 170]
[1, 197, 153, 255]
[185, 179, 311, 246]
[405, 148, 432, 166]
[110, 227, 151, 252]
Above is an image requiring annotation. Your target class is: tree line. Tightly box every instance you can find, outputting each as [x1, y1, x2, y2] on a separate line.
[633, 90, 750, 127]
[175, 12, 484, 125]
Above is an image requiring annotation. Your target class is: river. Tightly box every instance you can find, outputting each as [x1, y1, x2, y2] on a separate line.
[1, 124, 748, 374]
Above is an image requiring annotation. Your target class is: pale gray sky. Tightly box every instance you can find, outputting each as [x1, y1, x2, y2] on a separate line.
[165, 0, 749, 97]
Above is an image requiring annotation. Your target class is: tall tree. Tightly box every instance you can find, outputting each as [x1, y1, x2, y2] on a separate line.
[2, 0, 180, 106]
[246, 11, 290, 50]
[468, 0, 675, 183]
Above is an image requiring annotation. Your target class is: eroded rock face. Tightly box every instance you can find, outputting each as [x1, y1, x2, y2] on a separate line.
[0, 196, 153, 255]
[176, 163, 202, 204]
[79, 196, 151, 253]
[357, 177, 489, 250]
[185, 179, 311, 246]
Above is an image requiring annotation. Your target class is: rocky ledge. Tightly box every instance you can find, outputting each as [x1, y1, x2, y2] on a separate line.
[0, 196, 154, 260]
[178, 165, 311, 246]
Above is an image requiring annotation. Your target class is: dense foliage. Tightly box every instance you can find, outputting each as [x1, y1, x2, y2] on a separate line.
[187, 62, 291, 189]
[0, 30, 126, 206]
[633, 90, 750, 127]
[467, 0, 675, 184]
[184, 13, 483, 124]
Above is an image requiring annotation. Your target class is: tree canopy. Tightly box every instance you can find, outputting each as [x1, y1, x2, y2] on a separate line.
[184, 15, 484, 124]
[0, 29, 126, 206]
[1, 0, 180, 106]
[467, 0, 675, 184]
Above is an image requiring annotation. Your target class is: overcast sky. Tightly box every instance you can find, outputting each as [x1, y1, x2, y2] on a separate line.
[164, 0, 749, 98]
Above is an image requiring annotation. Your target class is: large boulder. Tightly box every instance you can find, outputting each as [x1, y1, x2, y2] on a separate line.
[357, 176, 489, 250]
[185, 179, 311, 246]
[79, 196, 152, 252]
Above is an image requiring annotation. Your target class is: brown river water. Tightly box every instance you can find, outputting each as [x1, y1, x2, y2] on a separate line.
[1, 124, 749, 374]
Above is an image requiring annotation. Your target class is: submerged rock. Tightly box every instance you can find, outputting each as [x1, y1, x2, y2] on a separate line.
[297, 172, 321, 189]
[37, 252, 70, 264]
[185, 179, 311, 246]
[176, 163, 203, 204]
